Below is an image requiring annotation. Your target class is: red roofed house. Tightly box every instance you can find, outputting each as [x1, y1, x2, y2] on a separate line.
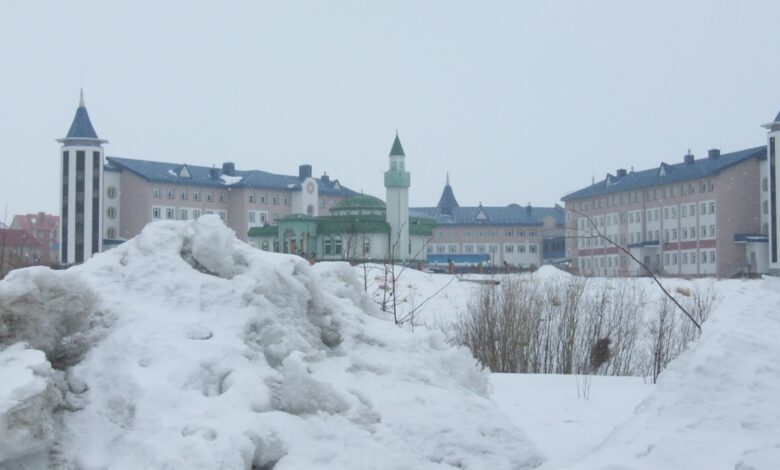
[11, 212, 59, 264]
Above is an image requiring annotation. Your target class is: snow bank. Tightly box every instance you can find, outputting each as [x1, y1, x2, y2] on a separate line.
[0, 216, 542, 469]
[564, 277, 780, 469]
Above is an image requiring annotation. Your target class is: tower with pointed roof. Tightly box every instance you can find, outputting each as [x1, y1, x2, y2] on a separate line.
[436, 173, 459, 216]
[762, 111, 780, 273]
[384, 132, 411, 259]
[57, 90, 108, 264]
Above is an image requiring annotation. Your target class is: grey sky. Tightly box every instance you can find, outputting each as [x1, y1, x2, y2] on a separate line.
[2, 1, 779, 221]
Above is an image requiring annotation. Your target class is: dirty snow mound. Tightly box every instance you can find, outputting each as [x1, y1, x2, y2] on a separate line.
[0, 216, 542, 469]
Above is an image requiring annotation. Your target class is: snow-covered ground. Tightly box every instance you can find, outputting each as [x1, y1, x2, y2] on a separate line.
[2, 217, 779, 469]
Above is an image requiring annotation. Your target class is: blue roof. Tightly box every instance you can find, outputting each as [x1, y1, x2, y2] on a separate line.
[426, 254, 490, 264]
[561, 146, 765, 201]
[410, 204, 564, 227]
[66, 106, 99, 139]
[105, 156, 358, 196]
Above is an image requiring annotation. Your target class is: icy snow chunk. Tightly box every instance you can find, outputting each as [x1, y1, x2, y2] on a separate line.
[0, 343, 59, 466]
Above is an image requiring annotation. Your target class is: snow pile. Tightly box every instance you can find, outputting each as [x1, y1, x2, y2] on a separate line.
[565, 277, 780, 469]
[0, 216, 541, 469]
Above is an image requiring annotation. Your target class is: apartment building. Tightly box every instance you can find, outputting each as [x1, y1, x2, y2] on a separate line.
[10, 212, 59, 263]
[562, 147, 767, 277]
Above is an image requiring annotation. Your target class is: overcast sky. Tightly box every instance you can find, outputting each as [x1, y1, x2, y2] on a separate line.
[2, 1, 780, 220]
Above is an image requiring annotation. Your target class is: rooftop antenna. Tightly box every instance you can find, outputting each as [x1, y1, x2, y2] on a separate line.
[446, 171, 450, 186]
[80, 67, 85, 107]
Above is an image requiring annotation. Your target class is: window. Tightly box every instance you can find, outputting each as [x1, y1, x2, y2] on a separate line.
[426, 246, 433, 254]
[672, 253, 678, 264]
[710, 251, 716, 263]
[450, 231, 456, 239]
[319, 200, 325, 208]
[682, 205, 687, 218]
[106, 227, 116, 238]
[261, 194, 267, 204]
[700, 203, 706, 215]
[106, 207, 117, 219]
[489, 245, 497, 254]
[152, 207, 161, 219]
[261, 241, 269, 251]
[506, 230, 513, 237]
[218, 212, 226, 222]
[664, 208, 669, 219]
[194, 191, 200, 201]
[518, 245, 526, 253]
[334, 239, 343, 255]
[763, 200, 769, 214]
[672, 229, 677, 241]
[709, 225, 715, 237]
[448, 244, 457, 253]
[691, 252, 696, 264]
[324, 239, 332, 255]
[477, 245, 486, 253]
[273, 195, 279, 205]
[180, 190, 187, 200]
[365, 239, 372, 254]
[682, 252, 688, 264]
[249, 193, 256, 203]
[518, 230, 525, 237]
[709, 202, 715, 214]
[530, 230, 537, 237]
[529, 245, 538, 253]
[153, 188, 161, 199]
[505, 245, 514, 253]
[763, 178, 769, 191]
[219, 192, 226, 203]
[690, 226, 696, 238]
[283, 196, 289, 206]
[690, 204, 696, 215]
[682, 228, 688, 240]
[437, 231, 444, 239]
[260, 212, 267, 222]
[249, 211, 256, 222]
[167, 189, 175, 199]
[166, 208, 175, 219]
[106, 186, 117, 199]
[665, 253, 670, 265]
[206, 192, 213, 202]
[193, 209, 201, 219]
[701, 225, 706, 237]
[465, 245, 474, 253]
[436, 245, 445, 253]
[489, 230, 497, 237]
[647, 231, 652, 240]
[671, 207, 677, 218]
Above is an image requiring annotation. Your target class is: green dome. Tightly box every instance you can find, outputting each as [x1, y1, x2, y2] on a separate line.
[331, 194, 386, 212]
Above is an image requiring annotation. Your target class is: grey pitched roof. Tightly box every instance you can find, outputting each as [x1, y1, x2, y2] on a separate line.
[389, 134, 405, 156]
[66, 106, 99, 139]
[105, 156, 358, 196]
[561, 146, 766, 201]
[775, 110, 780, 123]
[410, 204, 564, 227]
[436, 183, 459, 211]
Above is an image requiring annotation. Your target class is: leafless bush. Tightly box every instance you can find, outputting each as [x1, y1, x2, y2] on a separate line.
[451, 275, 647, 375]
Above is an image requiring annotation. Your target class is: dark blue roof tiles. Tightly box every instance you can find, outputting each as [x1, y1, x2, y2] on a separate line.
[410, 205, 564, 227]
[561, 146, 765, 201]
[105, 157, 358, 195]
[66, 106, 99, 139]
[436, 184, 459, 210]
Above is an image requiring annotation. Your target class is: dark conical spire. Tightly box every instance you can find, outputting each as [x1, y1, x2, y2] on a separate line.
[59, 89, 106, 144]
[389, 132, 405, 157]
[436, 173, 459, 216]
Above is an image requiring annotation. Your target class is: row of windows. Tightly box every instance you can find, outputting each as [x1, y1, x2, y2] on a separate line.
[435, 229, 539, 239]
[152, 206, 226, 222]
[427, 243, 539, 254]
[153, 188, 227, 203]
[575, 180, 716, 212]
[576, 224, 717, 248]
[578, 202, 716, 230]
[664, 250, 716, 265]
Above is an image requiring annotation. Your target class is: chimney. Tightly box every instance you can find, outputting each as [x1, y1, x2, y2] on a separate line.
[684, 153, 694, 164]
[321, 172, 330, 183]
[526, 202, 532, 216]
[616, 168, 627, 178]
[222, 162, 235, 176]
[299, 164, 312, 181]
[708, 148, 721, 159]
[210, 167, 222, 179]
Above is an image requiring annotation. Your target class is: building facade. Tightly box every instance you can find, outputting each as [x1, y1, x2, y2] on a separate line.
[0, 229, 41, 278]
[562, 147, 767, 277]
[10, 212, 59, 264]
[58, 93, 359, 260]
[762, 113, 780, 275]
[411, 176, 566, 269]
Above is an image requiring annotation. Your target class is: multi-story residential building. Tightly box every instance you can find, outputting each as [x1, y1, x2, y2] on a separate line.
[562, 147, 767, 277]
[10, 212, 60, 264]
[58, 92, 358, 265]
[411, 176, 566, 269]
[0, 229, 42, 278]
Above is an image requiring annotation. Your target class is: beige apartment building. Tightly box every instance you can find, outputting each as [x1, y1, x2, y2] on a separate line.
[562, 147, 768, 278]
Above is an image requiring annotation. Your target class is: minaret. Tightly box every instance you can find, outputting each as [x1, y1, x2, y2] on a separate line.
[57, 89, 108, 265]
[762, 111, 780, 273]
[384, 132, 411, 260]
